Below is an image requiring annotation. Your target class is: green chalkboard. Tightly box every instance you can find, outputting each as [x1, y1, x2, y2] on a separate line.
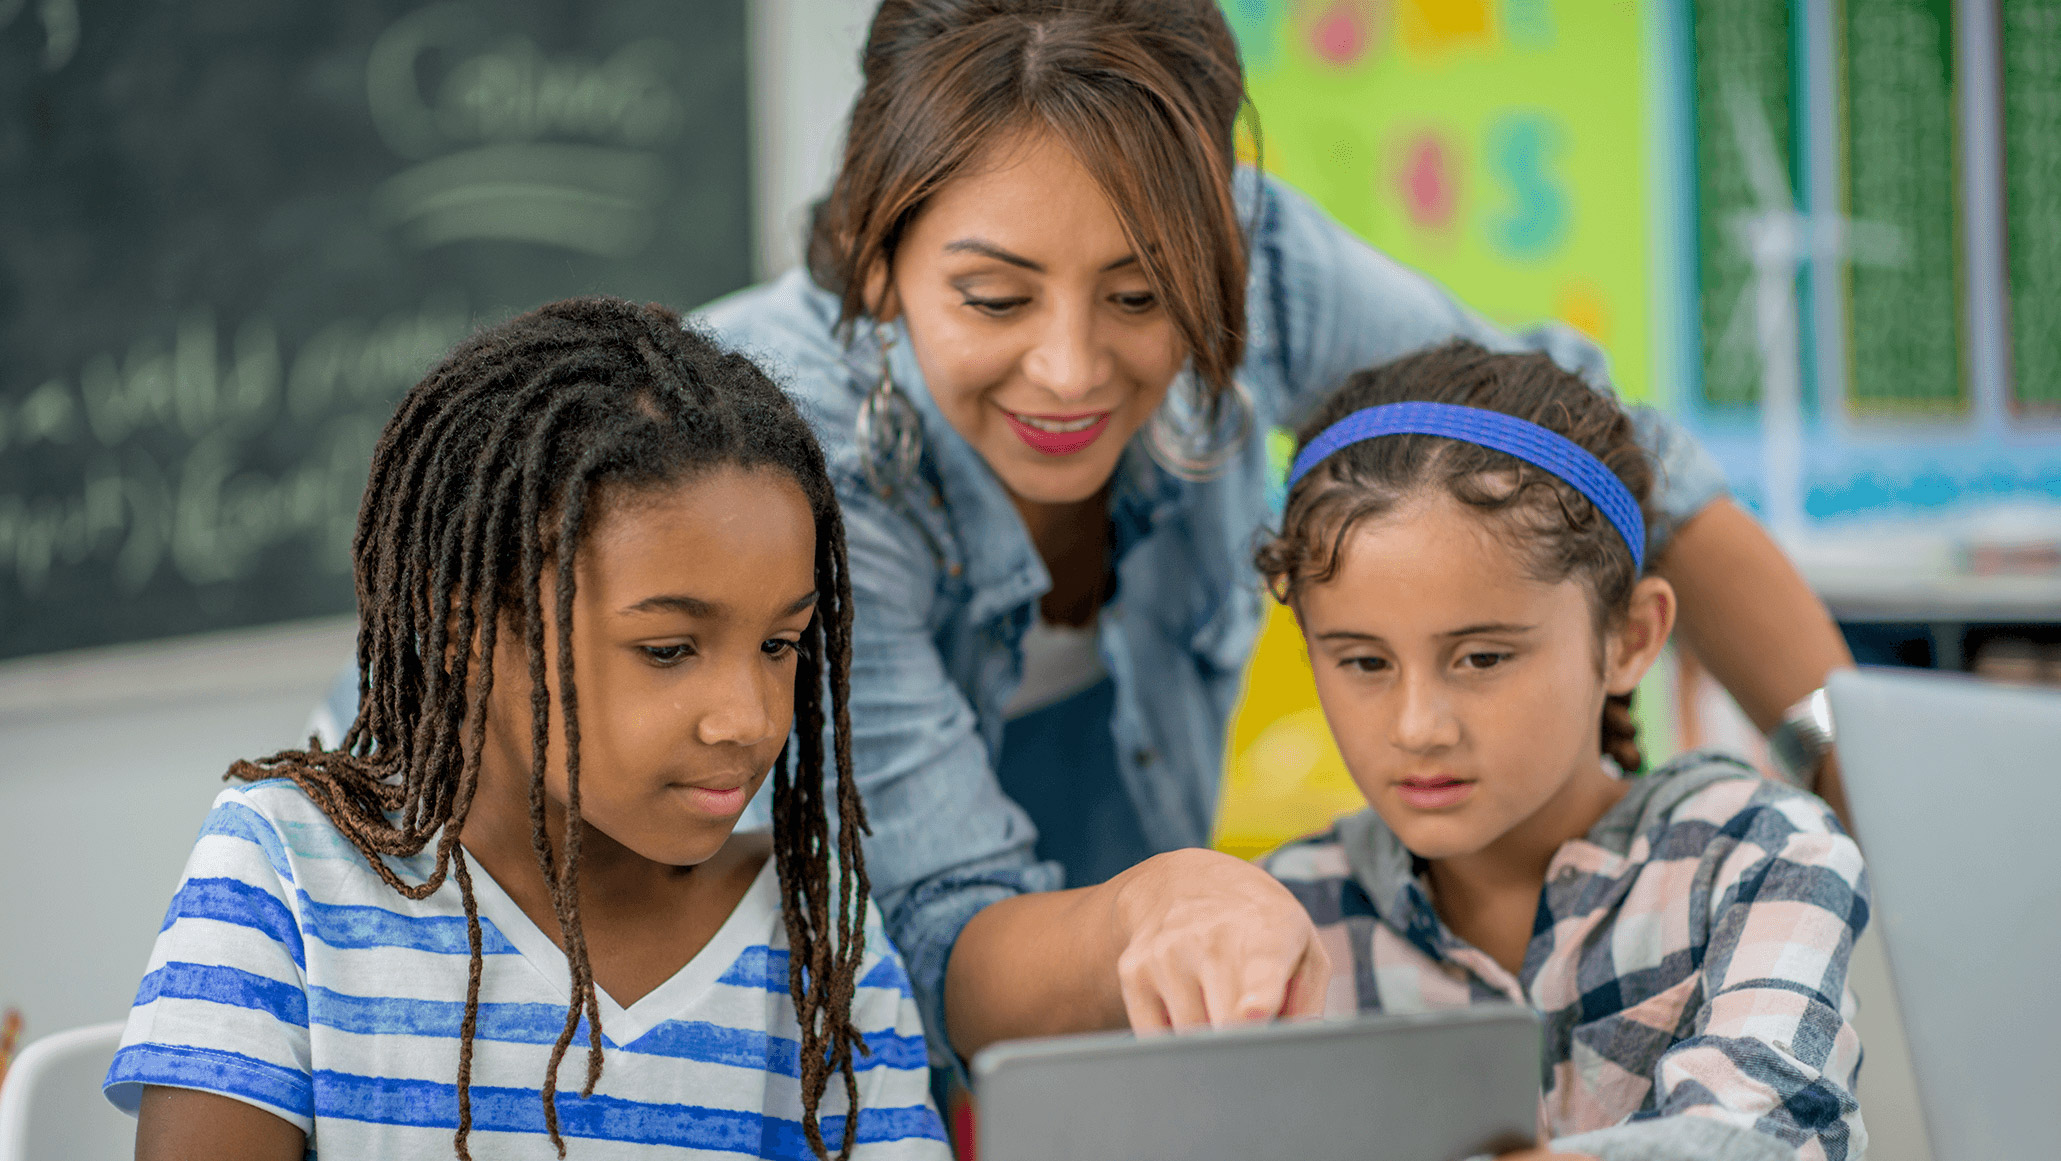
[1841, 0, 1963, 413]
[1688, 0, 1794, 409]
[0, 0, 753, 661]
[2003, 0, 2061, 415]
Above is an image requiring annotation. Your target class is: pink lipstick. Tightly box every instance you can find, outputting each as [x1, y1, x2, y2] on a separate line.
[1003, 410, 1111, 456]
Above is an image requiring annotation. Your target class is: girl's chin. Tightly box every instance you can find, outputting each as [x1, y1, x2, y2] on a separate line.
[1378, 811, 1497, 862]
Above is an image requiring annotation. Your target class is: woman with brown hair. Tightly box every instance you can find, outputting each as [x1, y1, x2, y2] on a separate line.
[689, 0, 1856, 1066]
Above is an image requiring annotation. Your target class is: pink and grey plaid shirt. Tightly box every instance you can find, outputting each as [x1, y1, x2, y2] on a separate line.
[1261, 754, 1868, 1161]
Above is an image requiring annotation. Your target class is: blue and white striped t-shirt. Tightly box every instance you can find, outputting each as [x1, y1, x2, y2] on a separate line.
[104, 781, 951, 1160]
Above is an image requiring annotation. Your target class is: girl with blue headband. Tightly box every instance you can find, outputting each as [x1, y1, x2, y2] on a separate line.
[1256, 342, 1868, 1161]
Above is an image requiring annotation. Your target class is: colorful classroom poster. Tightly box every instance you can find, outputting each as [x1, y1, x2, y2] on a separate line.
[2003, 0, 2061, 416]
[1230, 0, 1652, 398]
[1212, 0, 1656, 857]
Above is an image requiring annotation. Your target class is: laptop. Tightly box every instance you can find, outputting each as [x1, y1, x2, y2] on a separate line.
[972, 1006, 1542, 1161]
[1828, 668, 2061, 1161]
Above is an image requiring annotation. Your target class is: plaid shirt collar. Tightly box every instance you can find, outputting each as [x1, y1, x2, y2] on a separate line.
[1331, 754, 1759, 989]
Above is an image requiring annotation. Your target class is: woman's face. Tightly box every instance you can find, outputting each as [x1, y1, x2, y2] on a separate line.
[889, 128, 1187, 507]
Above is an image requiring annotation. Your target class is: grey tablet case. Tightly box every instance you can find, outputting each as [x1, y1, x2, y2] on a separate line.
[973, 1006, 1543, 1161]
[1829, 668, 2061, 1161]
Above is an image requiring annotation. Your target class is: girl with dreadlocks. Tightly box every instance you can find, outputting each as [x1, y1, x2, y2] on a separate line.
[104, 298, 951, 1161]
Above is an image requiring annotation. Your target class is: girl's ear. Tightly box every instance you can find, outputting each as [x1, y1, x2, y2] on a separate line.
[1606, 576, 1677, 696]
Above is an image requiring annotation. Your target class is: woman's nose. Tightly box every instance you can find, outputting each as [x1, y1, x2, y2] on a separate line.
[1020, 297, 1111, 403]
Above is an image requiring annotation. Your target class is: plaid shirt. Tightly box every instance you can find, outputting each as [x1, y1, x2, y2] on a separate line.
[1262, 754, 1868, 1161]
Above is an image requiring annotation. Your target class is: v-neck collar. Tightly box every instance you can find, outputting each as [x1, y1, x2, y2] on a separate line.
[460, 849, 780, 1046]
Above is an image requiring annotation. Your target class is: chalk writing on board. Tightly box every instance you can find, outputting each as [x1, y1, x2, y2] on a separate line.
[366, 3, 685, 258]
[0, 0, 752, 660]
[0, 298, 471, 596]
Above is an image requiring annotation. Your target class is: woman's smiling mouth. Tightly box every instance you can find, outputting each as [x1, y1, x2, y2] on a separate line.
[1003, 409, 1111, 456]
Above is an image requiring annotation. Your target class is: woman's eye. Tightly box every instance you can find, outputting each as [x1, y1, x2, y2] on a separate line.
[642, 643, 693, 666]
[762, 638, 802, 660]
[1461, 651, 1512, 670]
[1110, 291, 1157, 313]
[1343, 656, 1389, 674]
[962, 295, 1029, 317]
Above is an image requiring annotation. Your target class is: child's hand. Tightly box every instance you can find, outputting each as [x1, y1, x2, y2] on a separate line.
[1107, 848, 1333, 1032]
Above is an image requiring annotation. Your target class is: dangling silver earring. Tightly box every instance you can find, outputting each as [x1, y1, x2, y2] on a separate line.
[855, 320, 923, 499]
[1143, 370, 1255, 482]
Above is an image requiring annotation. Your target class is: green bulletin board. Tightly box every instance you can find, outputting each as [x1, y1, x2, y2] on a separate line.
[1841, 0, 1963, 413]
[1687, 0, 1793, 410]
[2003, 0, 2061, 415]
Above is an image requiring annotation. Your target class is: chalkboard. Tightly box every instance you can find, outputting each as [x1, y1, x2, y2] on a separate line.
[1688, 0, 1793, 409]
[1842, 0, 1963, 413]
[2003, 0, 2061, 416]
[0, 0, 753, 661]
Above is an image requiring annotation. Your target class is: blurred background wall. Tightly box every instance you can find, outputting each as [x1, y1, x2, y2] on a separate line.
[7, 2, 2058, 1155]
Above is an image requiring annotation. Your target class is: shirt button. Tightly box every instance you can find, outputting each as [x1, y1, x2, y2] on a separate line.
[1132, 748, 1157, 767]
[947, 562, 963, 577]
[930, 493, 944, 509]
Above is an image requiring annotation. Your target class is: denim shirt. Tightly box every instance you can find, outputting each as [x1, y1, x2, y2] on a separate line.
[691, 169, 1729, 1063]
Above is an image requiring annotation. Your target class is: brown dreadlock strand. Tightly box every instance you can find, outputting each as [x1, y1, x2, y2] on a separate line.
[227, 297, 874, 1159]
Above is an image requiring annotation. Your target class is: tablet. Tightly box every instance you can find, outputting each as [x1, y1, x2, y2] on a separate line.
[973, 1006, 1542, 1161]
[1829, 668, 2061, 1161]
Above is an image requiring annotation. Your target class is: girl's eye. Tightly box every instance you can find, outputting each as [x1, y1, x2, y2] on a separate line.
[1461, 651, 1513, 671]
[762, 638, 802, 660]
[642, 643, 693, 666]
[1343, 656, 1389, 674]
[962, 295, 1030, 317]
[1110, 291, 1157, 313]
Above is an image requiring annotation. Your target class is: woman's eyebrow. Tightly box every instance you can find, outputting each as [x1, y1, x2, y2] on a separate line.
[944, 237, 1138, 274]
[945, 238, 1041, 270]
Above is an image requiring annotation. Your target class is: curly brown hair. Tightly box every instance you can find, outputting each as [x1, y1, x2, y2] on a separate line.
[1254, 340, 1657, 771]
[228, 298, 872, 1160]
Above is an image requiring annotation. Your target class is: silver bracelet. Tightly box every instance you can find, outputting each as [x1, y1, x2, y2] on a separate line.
[1767, 687, 1835, 788]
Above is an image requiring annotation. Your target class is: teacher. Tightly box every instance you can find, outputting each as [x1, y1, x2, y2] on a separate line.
[695, 0, 1854, 1065]
[698, 0, 1855, 1063]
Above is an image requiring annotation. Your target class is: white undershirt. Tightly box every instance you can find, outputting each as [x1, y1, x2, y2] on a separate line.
[1003, 611, 1108, 719]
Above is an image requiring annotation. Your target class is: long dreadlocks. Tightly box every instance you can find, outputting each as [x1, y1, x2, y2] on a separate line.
[228, 297, 874, 1160]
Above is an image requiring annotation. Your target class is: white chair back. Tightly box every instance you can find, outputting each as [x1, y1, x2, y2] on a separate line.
[0, 1022, 132, 1161]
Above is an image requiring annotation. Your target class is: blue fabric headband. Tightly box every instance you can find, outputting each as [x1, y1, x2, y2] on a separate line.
[1285, 401, 1646, 572]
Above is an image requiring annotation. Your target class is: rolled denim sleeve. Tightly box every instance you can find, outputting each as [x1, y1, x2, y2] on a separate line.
[835, 484, 1063, 1066]
[1256, 172, 1727, 555]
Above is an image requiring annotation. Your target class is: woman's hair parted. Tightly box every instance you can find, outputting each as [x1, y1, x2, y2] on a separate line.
[1254, 341, 1658, 772]
[810, 0, 1252, 408]
[227, 297, 873, 1161]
